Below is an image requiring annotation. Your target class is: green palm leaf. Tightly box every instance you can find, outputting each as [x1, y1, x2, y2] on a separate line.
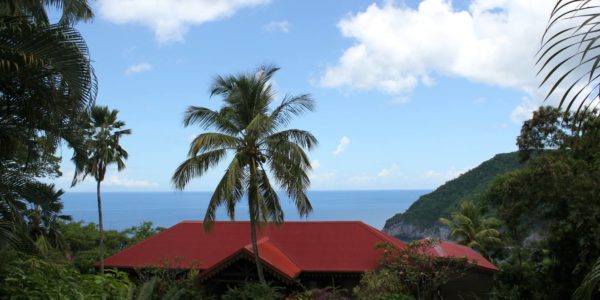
[539, 0, 600, 117]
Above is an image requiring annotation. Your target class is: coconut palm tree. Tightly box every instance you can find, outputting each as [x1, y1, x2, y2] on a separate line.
[538, 0, 600, 117]
[72, 106, 131, 274]
[172, 65, 317, 284]
[439, 201, 502, 260]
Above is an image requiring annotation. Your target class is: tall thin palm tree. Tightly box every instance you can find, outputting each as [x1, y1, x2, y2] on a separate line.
[439, 201, 502, 260]
[72, 106, 131, 274]
[172, 65, 317, 284]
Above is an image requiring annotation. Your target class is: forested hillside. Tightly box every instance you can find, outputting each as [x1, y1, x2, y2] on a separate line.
[383, 152, 523, 240]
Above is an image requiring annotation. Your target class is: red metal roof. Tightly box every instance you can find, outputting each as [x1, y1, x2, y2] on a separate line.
[422, 239, 500, 272]
[103, 221, 498, 278]
[104, 221, 403, 275]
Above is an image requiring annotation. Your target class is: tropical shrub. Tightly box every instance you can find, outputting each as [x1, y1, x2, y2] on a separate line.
[484, 107, 600, 299]
[291, 287, 349, 300]
[353, 269, 412, 300]
[355, 240, 470, 300]
[0, 256, 130, 299]
[221, 282, 283, 300]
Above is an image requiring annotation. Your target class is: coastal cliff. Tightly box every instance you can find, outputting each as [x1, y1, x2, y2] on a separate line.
[383, 152, 523, 241]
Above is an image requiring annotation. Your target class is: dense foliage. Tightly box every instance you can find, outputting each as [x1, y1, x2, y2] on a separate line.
[485, 107, 600, 299]
[0, 0, 95, 257]
[354, 240, 471, 300]
[221, 282, 283, 300]
[0, 220, 184, 299]
[439, 201, 502, 260]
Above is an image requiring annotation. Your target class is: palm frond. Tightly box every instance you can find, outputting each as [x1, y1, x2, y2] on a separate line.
[263, 129, 318, 151]
[539, 0, 600, 116]
[172, 149, 227, 190]
[182, 106, 239, 134]
[203, 155, 246, 230]
[270, 94, 315, 127]
[0, 17, 97, 108]
[188, 132, 239, 156]
[257, 168, 283, 223]
[573, 257, 600, 300]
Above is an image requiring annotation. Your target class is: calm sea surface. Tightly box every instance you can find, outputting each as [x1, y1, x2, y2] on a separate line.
[62, 190, 430, 231]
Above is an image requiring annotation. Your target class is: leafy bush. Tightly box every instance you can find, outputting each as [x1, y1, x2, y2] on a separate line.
[355, 240, 470, 300]
[0, 256, 131, 299]
[353, 269, 411, 300]
[133, 267, 208, 299]
[221, 282, 283, 300]
[290, 287, 349, 300]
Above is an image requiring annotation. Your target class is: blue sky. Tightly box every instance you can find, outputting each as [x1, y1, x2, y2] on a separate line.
[55, 0, 555, 192]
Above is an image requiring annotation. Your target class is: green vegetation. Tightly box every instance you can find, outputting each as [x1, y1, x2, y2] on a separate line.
[172, 65, 317, 284]
[0, 0, 95, 252]
[354, 239, 470, 300]
[573, 258, 600, 300]
[483, 107, 600, 299]
[0, 221, 190, 299]
[290, 287, 349, 300]
[439, 201, 502, 260]
[221, 282, 283, 300]
[384, 151, 523, 233]
[0, 256, 131, 299]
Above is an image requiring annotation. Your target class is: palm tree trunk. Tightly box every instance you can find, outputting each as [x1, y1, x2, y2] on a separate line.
[250, 218, 266, 284]
[96, 179, 104, 274]
[249, 159, 266, 284]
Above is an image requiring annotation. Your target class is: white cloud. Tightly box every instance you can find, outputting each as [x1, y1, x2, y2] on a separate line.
[510, 96, 540, 123]
[125, 63, 152, 75]
[332, 136, 351, 156]
[424, 170, 441, 178]
[264, 20, 290, 33]
[98, 0, 270, 43]
[104, 175, 158, 189]
[377, 163, 400, 178]
[321, 0, 553, 96]
[309, 170, 337, 184]
[311, 160, 321, 170]
[424, 166, 468, 182]
[348, 174, 376, 185]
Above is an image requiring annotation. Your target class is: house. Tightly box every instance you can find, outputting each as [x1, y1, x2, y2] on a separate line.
[104, 221, 499, 297]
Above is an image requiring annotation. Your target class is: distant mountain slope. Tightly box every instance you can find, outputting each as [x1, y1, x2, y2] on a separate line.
[383, 152, 523, 241]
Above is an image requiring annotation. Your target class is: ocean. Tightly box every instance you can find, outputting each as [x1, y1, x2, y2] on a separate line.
[61, 190, 429, 231]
